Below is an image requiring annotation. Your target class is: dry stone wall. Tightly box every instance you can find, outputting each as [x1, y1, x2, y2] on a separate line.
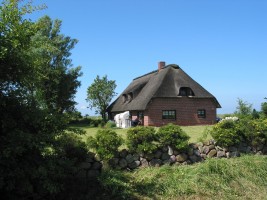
[108, 140, 267, 170]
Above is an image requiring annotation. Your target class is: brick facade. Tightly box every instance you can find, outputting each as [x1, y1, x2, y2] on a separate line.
[130, 97, 217, 126]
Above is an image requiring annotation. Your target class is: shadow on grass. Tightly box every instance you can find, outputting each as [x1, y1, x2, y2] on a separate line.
[98, 169, 158, 200]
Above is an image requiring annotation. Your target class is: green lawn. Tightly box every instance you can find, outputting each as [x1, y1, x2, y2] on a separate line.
[70, 124, 213, 143]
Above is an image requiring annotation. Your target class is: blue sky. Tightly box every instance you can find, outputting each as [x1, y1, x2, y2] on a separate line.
[19, 0, 267, 115]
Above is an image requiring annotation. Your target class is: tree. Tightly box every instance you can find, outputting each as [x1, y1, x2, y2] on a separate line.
[234, 98, 253, 118]
[86, 75, 117, 122]
[0, 1, 86, 198]
[261, 102, 267, 118]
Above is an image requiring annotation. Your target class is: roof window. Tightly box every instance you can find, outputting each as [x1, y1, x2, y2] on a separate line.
[179, 87, 195, 96]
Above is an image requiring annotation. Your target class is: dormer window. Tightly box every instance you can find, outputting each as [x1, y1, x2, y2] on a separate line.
[128, 92, 133, 102]
[122, 94, 128, 103]
[179, 87, 195, 96]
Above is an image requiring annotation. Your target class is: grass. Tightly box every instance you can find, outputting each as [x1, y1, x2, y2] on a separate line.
[70, 124, 213, 144]
[98, 155, 267, 199]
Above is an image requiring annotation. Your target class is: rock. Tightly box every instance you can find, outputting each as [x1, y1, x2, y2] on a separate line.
[217, 150, 225, 158]
[133, 153, 140, 161]
[87, 169, 100, 178]
[200, 153, 207, 159]
[86, 157, 94, 163]
[207, 149, 217, 158]
[140, 158, 149, 167]
[108, 158, 119, 167]
[189, 155, 197, 163]
[238, 145, 248, 153]
[209, 145, 215, 150]
[187, 148, 194, 156]
[176, 153, 188, 162]
[256, 151, 263, 155]
[161, 152, 170, 160]
[120, 149, 128, 158]
[170, 155, 176, 163]
[229, 146, 237, 152]
[128, 161, 141, 169]
[194, 149, 201, 157]
[87, 152, 96, 159]
[162, 146, 168, 152]
[168, 146, 174, 155]
[173, 149, 180, 156]
[203, 141, 210, 146]
[145, 153, 154, 161]
[262, 146, 267, 154]
[79, 162, 92, 169]
[118, 158, 128, 169]
[198, 146, 204, 154]
[91, 162, 102, 170]
[215, 146, 223, 151]
[226, 152, 230, 159]
[154, 150, 163, 159]
[256, 144, 264, 151]
[203, 146, 210, 154]
[196, 142, 203, 148]
[229, 151, 240, 158]
[126, 154, 134, 163]
[149, 159, 162, 167]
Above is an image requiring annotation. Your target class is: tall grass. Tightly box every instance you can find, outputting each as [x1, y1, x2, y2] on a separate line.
[99, 155, 267, 199]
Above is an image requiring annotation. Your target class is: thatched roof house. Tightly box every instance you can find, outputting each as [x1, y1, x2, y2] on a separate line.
[107, 62, 221, 126]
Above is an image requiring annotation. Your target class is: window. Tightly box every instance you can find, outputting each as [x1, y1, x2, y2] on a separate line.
[197, 109, 206, 118]
[122, 94, 128, 103]
[179, 87, 195, 96]
[162, 110, 176, 119]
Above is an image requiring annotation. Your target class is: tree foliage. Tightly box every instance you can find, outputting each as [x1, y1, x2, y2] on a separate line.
[234, 98, 253, 118]
[0, 1, 85, 198]
[86, 75, 117, 122]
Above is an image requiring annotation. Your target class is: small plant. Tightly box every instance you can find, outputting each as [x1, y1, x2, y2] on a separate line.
[157, 123, 190, 151]
[105, 120, 117, 128]
[126, 126, 157, 154]
[87, 129, 123, 160]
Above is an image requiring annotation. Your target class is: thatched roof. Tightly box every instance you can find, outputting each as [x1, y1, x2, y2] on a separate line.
[107, 64, 221, 112]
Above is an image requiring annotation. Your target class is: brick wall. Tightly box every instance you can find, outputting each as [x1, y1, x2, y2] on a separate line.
[144, 97, 217, 126]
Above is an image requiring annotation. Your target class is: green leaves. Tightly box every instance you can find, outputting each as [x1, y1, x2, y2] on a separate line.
[86, 75, 117, 122]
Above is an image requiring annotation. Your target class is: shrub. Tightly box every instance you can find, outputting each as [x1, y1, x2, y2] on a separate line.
[241, 119, 267, 147]
[87, 129, 123, 160]
[126, 126, 157, 154]
[105, 120, 117, 128]
[157, 123, 190, 151]
[210, 120, 242, 147]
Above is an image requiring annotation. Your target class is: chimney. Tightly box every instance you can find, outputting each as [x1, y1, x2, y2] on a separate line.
[158, 61, 165, 71]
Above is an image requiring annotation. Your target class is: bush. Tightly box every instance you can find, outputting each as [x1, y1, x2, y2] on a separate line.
[126, 126, 157, 154]
[157, 123, 190, 151]
[105, 120, 117, 128]
[241, 119, 267, 147]
[87, 129, 123, 160]
[210, 120, 242, 147]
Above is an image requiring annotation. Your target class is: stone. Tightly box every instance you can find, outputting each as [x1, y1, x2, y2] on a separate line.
[238, 145, 248, 153]
[207, 149, 217, 158]
[170, 155, 176, 163]
[196, 142, 203, 147]
[209, 145, 215, 150]
[140, 158, 149, 167]
[256, 144, 264, 151]
[217, 150, 226, 158]
[256, 151, 263, 155]
[226, 152, 230, 159]
[200, 153, 207, 160]
[128, 161, 141, 169]
[126, 154, 134, 163]
[173, 150, 180, 156]
[203, 146, 210, 154]
[189, 155, 198, 163]
[162, 146, 168, 152]
[168, 146, 174, 155]
[198, 146, 204, 154]
[149, 159, 162, 167]
[215, 146, 223, 151]
[176, 153, 188, 162]
[87, 169, 100, 178]
[86, 157, 94, 163]
[108, 158, 119, 167]
[194, 149, 201, 157]
[119, 149, 128, 158]
[79, 162, 92, 169]
[187, 148, 194, 156]
[87, 152, 96, 159]
[229, 151, 240, 158]
[161, 152, 170, 160]
[154, 150, 163, 159]
[91, 162, 102, 170]
[118, 158, 128, 169]
[203, 141, 210, 146]
[145, 153, 154, 161]
[229, 146, 237, 152]
[132, 153, 140, 161]
[162, 159, 171, 165]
